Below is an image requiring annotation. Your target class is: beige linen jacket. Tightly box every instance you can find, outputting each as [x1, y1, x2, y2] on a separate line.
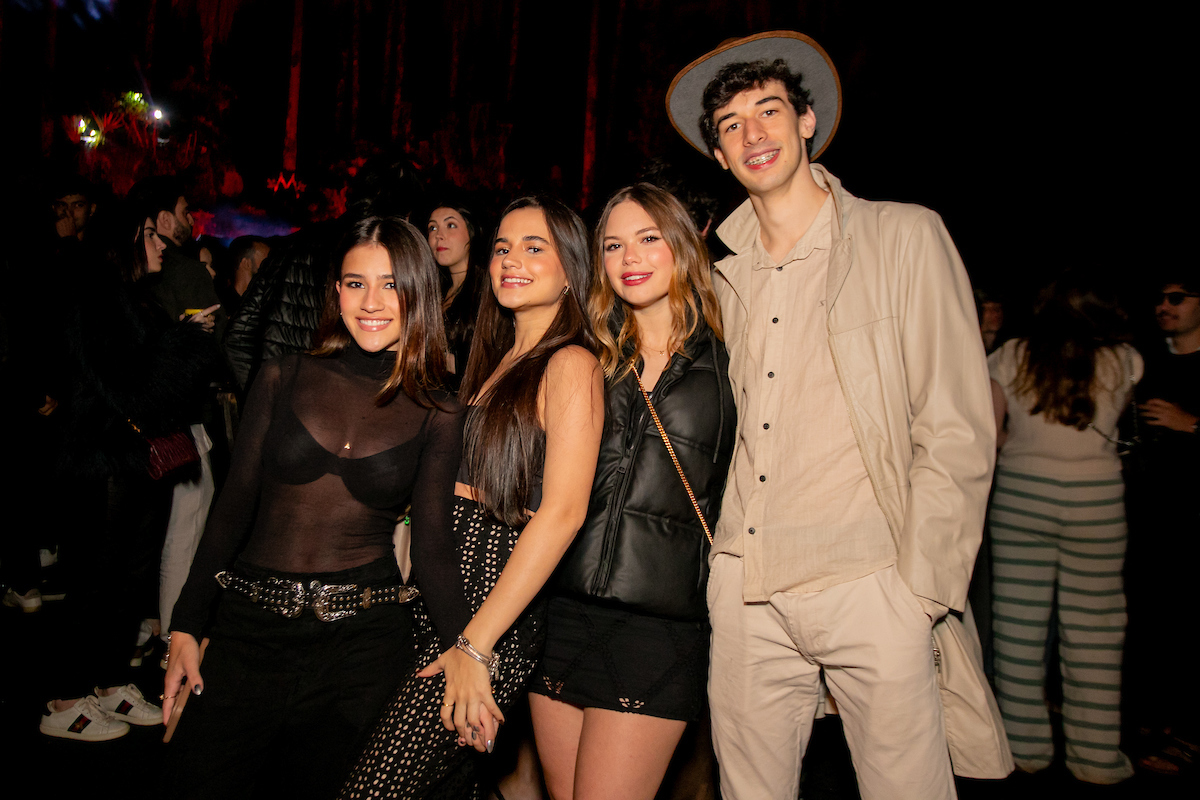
[712, 164, 1012, 779]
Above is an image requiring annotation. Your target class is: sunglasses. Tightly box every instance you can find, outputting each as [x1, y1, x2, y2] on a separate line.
[1160, 292, 1200, 306]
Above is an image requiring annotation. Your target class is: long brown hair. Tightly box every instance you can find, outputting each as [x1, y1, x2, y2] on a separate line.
[459, 196, 597, 528]
[1015, 274, 1130, 429]
[311, 214, 449, 406]
[589, 183, 723, 380]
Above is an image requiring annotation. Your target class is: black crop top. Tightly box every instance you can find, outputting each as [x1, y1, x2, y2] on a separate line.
[455, 416, 544, 513]
[171, 344, 472, 647]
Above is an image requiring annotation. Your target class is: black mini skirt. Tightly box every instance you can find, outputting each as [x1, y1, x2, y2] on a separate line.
[529, 595, 709, 721]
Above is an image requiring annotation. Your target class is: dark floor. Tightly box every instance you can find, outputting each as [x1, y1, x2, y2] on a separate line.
[3, 598, 1195, 800]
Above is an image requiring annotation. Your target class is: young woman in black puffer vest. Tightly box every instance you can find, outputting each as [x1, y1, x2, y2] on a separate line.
[530, 183, 736, 800]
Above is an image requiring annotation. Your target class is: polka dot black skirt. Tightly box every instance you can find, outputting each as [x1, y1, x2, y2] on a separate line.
[341, 498, 546, 800]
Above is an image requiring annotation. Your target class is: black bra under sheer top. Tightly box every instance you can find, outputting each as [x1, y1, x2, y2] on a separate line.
[267, 401, 424, 509]
[171, 345, 472, 644]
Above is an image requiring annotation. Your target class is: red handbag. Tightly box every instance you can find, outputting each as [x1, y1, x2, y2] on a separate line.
[129, 421, 200, 480]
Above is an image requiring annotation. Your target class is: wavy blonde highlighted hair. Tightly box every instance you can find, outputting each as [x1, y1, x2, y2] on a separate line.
[589, 183, 723, 380]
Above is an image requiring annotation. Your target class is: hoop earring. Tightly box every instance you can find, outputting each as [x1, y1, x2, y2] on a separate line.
[560, 285, 570, 298]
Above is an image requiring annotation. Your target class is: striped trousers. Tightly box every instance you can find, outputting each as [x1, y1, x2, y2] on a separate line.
[988, 467, 1134, 784]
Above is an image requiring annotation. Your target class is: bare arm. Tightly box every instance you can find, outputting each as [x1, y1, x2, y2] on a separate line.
[420, 346, 604, 748]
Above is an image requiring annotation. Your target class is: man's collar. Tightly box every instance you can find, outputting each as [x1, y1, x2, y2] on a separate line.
[716, 163, 848, 256]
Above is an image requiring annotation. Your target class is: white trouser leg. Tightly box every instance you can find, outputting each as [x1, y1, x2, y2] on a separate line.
[159, 424, 214, 637]
[707, 554, 822, 800]
[784, 566, 955, 800]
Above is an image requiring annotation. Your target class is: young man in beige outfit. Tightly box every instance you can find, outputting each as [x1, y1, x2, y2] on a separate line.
[666, 32, 1011, 798]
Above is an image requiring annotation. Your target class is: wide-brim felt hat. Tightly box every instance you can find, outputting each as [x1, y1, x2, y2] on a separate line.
[666, 30, 842, 160]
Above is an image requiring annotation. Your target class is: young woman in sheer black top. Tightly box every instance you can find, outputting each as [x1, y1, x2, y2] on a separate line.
[163, 216, 468, 800]
[343, 196, 604, 799]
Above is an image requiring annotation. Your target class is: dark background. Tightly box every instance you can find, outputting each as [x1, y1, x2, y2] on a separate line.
[0, 0, 1179, 322]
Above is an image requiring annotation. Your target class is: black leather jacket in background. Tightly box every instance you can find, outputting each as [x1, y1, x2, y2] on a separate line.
[223, 221, 339, 393]
[554, 319, 736, 620]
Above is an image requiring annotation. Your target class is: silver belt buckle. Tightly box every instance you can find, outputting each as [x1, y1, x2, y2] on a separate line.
[311, 582, 360, 622]
[265, 577, 307, 618]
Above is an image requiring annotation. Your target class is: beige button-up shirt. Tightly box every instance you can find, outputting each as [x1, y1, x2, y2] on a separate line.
[714, 194, 896, 599]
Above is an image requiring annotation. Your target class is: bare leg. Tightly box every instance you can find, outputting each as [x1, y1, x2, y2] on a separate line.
[530, 693, 584, 800]
[532, 693, 686, 800]
[574, 708, 686, 800]
[493, 733, 547, 800]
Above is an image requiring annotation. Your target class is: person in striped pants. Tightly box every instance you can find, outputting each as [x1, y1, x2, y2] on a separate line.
[987, 276, 1141, 785]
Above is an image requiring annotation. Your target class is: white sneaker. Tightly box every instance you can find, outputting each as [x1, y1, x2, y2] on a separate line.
[39, 696, 130, 741]
[94, 684, 162, 726]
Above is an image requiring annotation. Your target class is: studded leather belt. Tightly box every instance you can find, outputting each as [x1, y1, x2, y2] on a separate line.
[215, 569, 420, 622]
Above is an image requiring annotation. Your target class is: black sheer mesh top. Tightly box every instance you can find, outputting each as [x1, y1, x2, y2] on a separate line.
[171, 344, 472, 645]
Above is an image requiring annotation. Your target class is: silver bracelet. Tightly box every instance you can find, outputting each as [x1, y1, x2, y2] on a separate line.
[455, 634, 498, 682]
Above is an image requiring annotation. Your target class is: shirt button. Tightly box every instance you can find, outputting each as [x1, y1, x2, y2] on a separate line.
[759, 475, 766, 482]
[767, 371, 775, 378]
[772, 317, 779, 323]
[775, 266, 783, 271]
[763, 423, 770, 429]
[748, 527, 756, 535]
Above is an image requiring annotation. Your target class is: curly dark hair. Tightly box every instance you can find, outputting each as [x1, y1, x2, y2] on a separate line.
[699, 58, 814, 157]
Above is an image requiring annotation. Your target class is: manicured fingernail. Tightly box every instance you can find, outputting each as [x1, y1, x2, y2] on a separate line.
[193, 685, 203, 696]
[470, 729, 476, 741]
[486, 739, 494, 753]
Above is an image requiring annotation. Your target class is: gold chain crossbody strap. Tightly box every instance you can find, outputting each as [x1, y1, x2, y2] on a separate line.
[632, 366, 713, 545]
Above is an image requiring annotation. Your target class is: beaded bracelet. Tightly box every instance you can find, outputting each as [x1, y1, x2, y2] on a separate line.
[455, 634, 499, 682]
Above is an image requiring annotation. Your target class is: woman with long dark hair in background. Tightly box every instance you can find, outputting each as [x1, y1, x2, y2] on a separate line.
[163, 215, 464, 799]
[988, 274, 1140, 785]
[343, 196, 604, 799]
[530, 184, 736, 800]
[427, 202, 486, 389]
[39, 209, 217, 742]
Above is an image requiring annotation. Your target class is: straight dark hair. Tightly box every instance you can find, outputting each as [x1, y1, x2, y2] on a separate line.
[311, 214, 449, 407]
[428, 203, 487, 361]
[459, 196, 597, 528]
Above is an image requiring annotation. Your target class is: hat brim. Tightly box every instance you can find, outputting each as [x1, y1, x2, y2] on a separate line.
[666, 31, 842, 161]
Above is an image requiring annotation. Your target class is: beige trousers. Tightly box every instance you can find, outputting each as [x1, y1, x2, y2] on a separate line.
[707, 554, 956, 800]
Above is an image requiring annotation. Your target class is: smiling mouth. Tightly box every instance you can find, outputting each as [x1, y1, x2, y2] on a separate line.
[621, 272, 652, 284]
[745, 150, 779, 167]
[356, 318, 393, 330]
[501, 276, 532, 287]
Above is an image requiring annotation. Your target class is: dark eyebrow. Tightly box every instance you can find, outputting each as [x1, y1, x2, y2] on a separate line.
[493, 236, 509, 245]
[717, 95, 786, 128]
[603, 226, 658, 241]
[340, 272, 395, 281]
[522, 235, 550, 244]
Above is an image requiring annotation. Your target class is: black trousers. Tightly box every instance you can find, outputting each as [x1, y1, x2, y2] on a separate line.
[58, 472, 173, 696]
[166, 557, 418, 800]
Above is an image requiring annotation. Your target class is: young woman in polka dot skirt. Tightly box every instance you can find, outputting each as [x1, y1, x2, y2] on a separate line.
[342, 196, 604, 799]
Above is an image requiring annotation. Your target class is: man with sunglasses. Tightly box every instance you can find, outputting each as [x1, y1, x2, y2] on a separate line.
[1125, 273, 1200, 776]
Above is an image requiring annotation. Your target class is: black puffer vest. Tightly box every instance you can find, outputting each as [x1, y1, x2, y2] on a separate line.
[554, 319, 736, 620]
